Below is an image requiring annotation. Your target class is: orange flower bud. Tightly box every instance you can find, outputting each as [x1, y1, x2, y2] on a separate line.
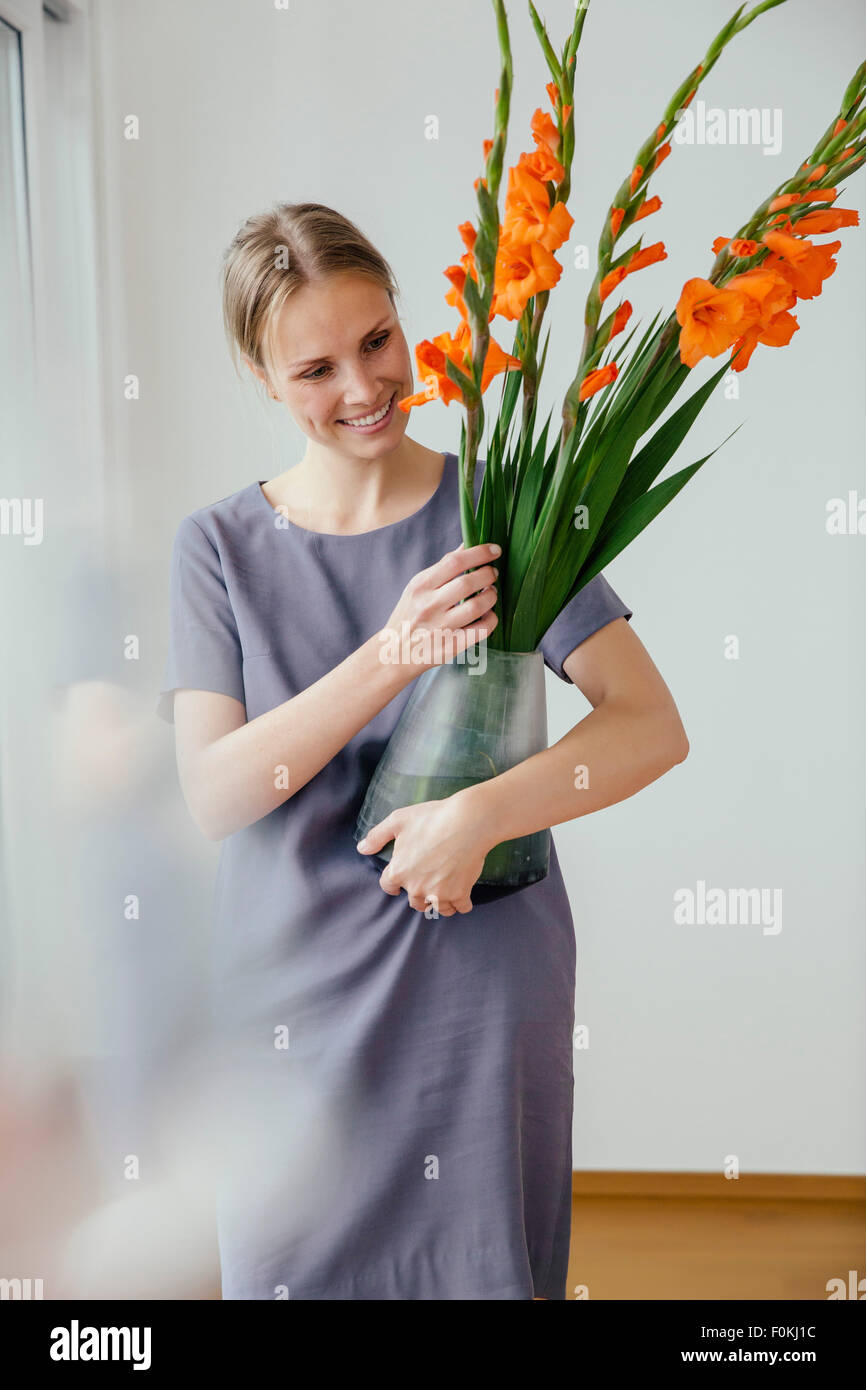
[600, 265, 628, 301]
[634, 195, 662, 222]
[653, 143, 671, 171]
[610, 301, 632, 338]
[628, 241, 667, 273]
[579, 362, 618, 401]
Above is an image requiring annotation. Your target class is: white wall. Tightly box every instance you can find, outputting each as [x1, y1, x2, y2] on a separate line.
[92, 0, 865, 1174]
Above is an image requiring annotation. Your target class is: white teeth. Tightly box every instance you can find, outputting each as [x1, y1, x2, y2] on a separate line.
[339, 394, 393, 427]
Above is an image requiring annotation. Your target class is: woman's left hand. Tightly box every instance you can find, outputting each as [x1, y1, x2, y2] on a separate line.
[356, 792, 492, 915]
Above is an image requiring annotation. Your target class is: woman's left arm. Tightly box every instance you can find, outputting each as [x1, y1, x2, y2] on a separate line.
[357, 617, 688, 912]
[463, 615, 689, 845]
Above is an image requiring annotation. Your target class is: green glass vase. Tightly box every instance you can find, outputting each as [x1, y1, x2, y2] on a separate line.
[354, 647, 550, 887]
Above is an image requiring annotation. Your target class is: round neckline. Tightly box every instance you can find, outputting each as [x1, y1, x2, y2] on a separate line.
[254, 451, 453, 539]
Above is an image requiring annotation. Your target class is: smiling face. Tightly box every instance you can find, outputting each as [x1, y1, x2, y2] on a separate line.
[251, 272, 415, 455]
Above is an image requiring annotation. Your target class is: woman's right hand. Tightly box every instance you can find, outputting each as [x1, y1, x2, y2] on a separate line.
[380, 541, 501, 675]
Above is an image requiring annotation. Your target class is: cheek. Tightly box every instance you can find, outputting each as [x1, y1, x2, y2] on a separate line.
[386, 341, 412, 379]
[283, 387, 338, 427]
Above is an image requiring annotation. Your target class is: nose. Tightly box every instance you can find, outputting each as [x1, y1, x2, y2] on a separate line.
[338, 365, 386, 408]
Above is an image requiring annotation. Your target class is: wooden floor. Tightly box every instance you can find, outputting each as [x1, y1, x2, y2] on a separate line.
[566, 1173, 866, 1300]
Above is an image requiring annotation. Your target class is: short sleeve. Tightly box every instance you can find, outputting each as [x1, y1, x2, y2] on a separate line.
[537, 571, 633, 683]
[156, 515, 246, 723]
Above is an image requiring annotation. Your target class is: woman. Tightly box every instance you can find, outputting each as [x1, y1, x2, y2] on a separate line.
[157, 202, 688, 1300]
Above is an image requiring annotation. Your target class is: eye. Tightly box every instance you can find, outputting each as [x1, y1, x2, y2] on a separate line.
[301, 332, 390, 382]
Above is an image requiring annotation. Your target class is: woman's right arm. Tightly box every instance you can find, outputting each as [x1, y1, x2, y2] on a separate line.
[173, 541, 501, 841]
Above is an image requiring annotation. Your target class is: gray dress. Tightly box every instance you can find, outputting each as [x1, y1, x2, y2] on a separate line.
[157, 451, 632, 1300]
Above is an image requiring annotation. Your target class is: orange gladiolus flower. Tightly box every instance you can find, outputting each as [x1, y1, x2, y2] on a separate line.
[761, 230, 842, 300]
[629, 164, 644, 195]
[806, 163, 828, 182]
[482, 138, 493, 160]
[492, 234, 566, 320]
[579, 362, 618, 401]
[675, 278, 756, 368]
[610, 301, 632, 338]
[502, 164, 573, 251]
[531, 107, 560, 157]
[502, 161, 570, 242]
[634, 195, 662, 222]
[835, 145, 855, 162]
[561, 105, 573, 124]
[726, 265, 795, 319]
[656, 122, 667, 143]
[518, 143, 566, 188]
[713, 236, 757, 257]
[792, 207, 859, 234]
[832, 117, 847, 135]
[610, 207, 625, 239]
[724, 267, 799, 370]
[545, 81, 558, 107]
[398, 323, 521, 411]
[729, 306, 799, 371]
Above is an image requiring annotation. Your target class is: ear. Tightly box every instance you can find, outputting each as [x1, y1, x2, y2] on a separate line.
[242, 354, 268, 387]
[242, 354, 279, 401]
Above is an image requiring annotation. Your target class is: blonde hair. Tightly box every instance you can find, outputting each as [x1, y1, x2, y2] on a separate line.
[221, 202, 401, 390]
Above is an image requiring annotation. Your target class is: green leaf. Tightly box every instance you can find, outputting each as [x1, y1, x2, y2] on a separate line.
[579, 425, 745, 585]
[603, 352, 732, 530]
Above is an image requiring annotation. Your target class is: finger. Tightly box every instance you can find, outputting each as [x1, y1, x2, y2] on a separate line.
[453, 896, 474, 914]
[439, 564, 499, 610]
[357, 815, 397, 854]
[378, 866, 402, 896]
[442, 585, 498, 630]
[431, 542, 501, 587]
[449, 609, 499, 655]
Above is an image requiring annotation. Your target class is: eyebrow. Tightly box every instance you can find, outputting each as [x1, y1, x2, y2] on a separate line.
[288, 317, 393, 371]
